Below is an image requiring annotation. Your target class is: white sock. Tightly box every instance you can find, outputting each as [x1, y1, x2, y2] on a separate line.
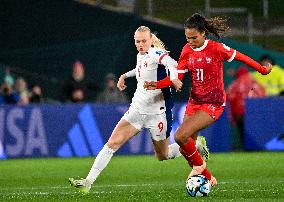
[86, 144, 115, 184]
[167, 143, 182, 159]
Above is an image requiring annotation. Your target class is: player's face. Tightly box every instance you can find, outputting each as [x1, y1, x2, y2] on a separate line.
[134, 31, 152, 54]
[185, 28, 205, 49]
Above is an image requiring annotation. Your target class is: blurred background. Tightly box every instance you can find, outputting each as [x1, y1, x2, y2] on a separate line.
[0, 0, 283, 159]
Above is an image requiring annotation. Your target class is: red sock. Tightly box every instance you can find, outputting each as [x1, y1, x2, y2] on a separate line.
[180, 148, 192, 167]
[180, 138, 203, 166]
[201, 169, 212, 180]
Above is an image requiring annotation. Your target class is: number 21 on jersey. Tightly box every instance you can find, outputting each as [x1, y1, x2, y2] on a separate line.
[196, 68, 204, 81]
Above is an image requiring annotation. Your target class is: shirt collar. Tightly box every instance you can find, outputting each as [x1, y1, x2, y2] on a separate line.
[191, 40, 209, 51]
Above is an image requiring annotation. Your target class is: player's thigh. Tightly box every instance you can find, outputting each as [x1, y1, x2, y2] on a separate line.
[121, 106, 144, 131]
[175, 110, 214, 142]
[146, 113, 169, 142]
[107, 110, 141, 150]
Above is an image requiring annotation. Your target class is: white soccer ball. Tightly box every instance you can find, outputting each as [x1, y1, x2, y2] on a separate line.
[186, 174, 211, 197]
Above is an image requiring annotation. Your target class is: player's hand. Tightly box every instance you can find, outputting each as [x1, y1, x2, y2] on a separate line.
[172, 79, 183, 92]
[117, 75, 127, 91]
[144, 81, 157, 90]
[263, 62, 272, 75]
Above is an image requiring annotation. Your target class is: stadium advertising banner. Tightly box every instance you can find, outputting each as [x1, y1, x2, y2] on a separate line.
[0, 103, 231, 159]
[245, 97, 284, 151]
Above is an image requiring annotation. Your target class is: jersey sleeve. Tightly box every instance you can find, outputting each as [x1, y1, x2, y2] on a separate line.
[217, 43, 237, 62]
[156, 73, 184, 89]
[234, 51, 269, 75]
[149, 48, 169, 64]
[176, 45, 190, 74]
[149, 48, 178, 80]
[159, 55, 178, 80]
[125, 68, 136, 78]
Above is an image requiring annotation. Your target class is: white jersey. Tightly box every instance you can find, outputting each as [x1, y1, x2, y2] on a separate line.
[125, 47, 178, 114]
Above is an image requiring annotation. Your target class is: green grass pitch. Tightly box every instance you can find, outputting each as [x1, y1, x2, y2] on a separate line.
[0, 152, 283, 202]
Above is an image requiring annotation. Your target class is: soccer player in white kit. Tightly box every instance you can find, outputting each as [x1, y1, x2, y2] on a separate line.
[69, 26, 183, 193]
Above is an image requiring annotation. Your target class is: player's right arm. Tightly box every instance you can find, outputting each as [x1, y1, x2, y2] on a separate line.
[117, 69, 136, 91]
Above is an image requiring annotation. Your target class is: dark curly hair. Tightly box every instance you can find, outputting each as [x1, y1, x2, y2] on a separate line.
[184, 13, 229, 39]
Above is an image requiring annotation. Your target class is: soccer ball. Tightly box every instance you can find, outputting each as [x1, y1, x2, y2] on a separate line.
[186, 174, 211, 197]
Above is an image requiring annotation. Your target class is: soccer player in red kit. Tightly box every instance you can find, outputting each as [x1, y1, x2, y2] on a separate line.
[144, 13, 272, 187]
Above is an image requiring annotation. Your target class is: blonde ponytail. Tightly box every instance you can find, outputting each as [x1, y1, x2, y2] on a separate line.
[151, 33, 166, 51]
[135, 26, 167, 51]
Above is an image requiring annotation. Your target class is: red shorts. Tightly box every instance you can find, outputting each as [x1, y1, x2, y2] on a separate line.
[185, 102, 225, 120]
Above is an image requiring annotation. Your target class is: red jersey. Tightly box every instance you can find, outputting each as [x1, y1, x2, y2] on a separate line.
[177, 40, 236, 105]
[156, 40, 269, 104]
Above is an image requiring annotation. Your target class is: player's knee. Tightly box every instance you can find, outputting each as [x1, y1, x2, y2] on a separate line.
[107, 137, 122, 151]
[174, 131, 189, 145]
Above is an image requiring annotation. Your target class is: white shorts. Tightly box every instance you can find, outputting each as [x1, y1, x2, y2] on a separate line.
[122, 106, 172, 141]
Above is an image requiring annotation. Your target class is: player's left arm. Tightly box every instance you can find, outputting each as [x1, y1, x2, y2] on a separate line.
[159, 54, 178, 80]
[150, 49, 179, 81]
[235, 52, 271, 75]
[144, 47, 188, 90]
[218, 43, 272, 75]
[159, 54, 183, 91]
[143, 49, 182, 91]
